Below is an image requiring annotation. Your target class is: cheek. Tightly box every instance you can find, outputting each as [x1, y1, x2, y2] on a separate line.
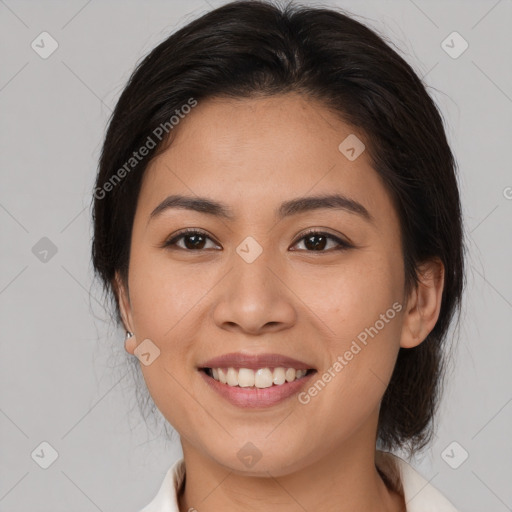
[293, 250, 404, 339]
[128, 247, 206, 338]
[127, 253, 203, 435]
[292, 252, 404, 409]
[126, 251, 203, 397]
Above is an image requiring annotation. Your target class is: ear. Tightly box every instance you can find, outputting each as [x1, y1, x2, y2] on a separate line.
[400, 258, 445, 349]
[114, 271, 136, 355]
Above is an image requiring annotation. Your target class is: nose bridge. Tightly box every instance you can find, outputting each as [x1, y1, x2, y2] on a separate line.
[231, 234, 278, 303]
[212, 234, 296, 333]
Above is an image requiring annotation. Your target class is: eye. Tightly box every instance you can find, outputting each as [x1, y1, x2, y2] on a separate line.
[161, 228, 352, 252]
[291, 229, 352, 252]
[162, 228, 220, 251]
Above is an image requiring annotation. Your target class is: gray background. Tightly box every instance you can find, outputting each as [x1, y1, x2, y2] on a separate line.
[1, 0, 511, 510]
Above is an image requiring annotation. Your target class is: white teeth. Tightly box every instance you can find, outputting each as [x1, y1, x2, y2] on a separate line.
[273, 367, 286, 385]
[255, 368, 273, 388]
[208, 366, 310, 388]
[226, 367, 238, 386]
[285, 368, 296, 382]
[238, 368, 255, 387]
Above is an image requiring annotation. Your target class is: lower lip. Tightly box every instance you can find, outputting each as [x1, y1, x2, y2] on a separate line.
[198, 369, 316, 408]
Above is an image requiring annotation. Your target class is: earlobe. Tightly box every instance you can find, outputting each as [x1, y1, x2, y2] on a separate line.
[400, 258, 445, 349]
[124, 331, 137, 355]
[114, 272, 136, 355]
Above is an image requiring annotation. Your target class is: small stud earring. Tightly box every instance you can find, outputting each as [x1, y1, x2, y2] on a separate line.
[124, 331, 136, 354]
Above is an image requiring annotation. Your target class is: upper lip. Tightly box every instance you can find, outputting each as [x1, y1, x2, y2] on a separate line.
[198, 352, 316, 371]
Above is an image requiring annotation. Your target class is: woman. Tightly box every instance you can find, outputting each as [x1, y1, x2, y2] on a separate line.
[92, 1, 465, 510]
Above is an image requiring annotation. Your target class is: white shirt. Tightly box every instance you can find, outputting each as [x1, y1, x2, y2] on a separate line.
[139, 450, 459, 512]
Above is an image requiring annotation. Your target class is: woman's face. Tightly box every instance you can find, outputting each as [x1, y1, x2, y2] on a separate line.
[118, 93, 415, 475]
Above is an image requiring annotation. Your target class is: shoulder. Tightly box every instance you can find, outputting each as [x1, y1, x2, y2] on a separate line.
[376, 450, 460, 512]
[138, 458, 185, 512]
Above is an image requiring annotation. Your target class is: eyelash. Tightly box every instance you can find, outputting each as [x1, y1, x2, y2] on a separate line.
[162, 228, 353, 252]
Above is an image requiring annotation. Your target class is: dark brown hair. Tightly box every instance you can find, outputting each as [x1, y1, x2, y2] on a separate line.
[91, 0, 465, 455]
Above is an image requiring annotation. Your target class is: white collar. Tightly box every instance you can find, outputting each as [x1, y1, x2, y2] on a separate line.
[139, 450, 459, 512]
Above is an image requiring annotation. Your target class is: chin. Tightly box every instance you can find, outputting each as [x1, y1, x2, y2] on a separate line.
[204, 439, 314, 477]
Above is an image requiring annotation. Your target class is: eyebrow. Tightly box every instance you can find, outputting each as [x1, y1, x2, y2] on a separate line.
[148, 193, 374, 224]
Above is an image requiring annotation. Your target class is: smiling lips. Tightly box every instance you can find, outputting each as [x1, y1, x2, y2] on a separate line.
[198, 352, 317, 407]
[206, 366, 309, 388]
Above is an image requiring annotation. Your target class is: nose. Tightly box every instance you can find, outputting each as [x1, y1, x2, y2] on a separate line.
[212, 246, 297, 335]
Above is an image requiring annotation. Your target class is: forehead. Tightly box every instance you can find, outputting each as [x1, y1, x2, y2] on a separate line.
[137, 93, 394, 225]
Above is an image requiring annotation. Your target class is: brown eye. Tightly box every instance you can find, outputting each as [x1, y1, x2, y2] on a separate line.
[291, 230, 352, 252]
[162, 228, 352, 253]
[163, 229, 220, 251]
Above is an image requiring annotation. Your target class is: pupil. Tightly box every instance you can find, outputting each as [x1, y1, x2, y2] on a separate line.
[185, 234, 205, 250]
[305, 234, 326, 250]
